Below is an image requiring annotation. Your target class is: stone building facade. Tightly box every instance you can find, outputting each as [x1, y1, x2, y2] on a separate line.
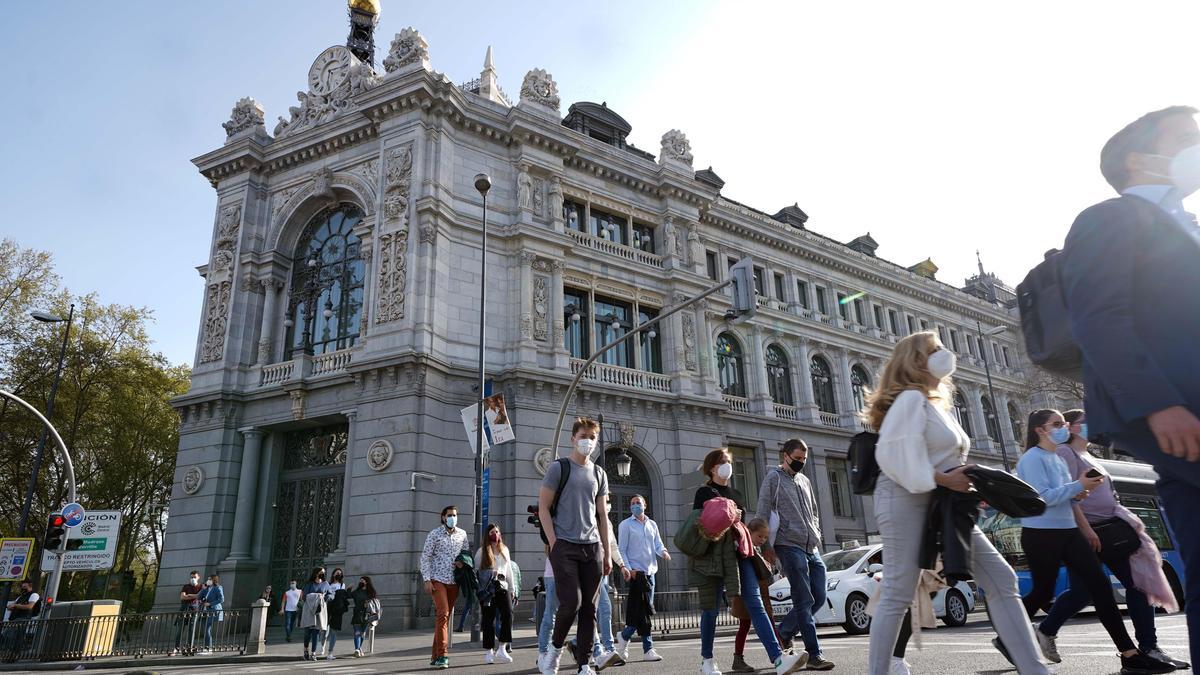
[158, 24, 1032, 627]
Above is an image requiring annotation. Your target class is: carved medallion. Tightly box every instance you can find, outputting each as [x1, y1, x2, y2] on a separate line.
[534, 447, 555, 477]
[182, 466, 204, 495]
[367, 439, 394, 471]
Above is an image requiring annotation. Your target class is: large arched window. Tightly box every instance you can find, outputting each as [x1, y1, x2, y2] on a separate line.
[953, 391, 973, 437]
[765, 345, 793, 406]
[811, 355, 837, 414]
[851, 365, 871, 414]
[1008, 401, 1023, 444]
[715, 332, 746, 398]
[285, 205, 365, 357]
[982, 395, 1002, 442]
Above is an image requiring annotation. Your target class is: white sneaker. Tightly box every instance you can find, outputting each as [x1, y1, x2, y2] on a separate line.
[495, 644, 514, 665]
[354, 649, 362, 657]
[615, 634, 630, 662]
[316, 649, 325, 657]
[544, 645, 564, 675]
[326, 653, 336, 661]
[485, 649, 495, 664]
[1035, 625, 1062, 664]
[596, 650, 624, 671]
[643, 649, 664, 662]
[197, 650, 213, 656]
[774, 651, 807, 675]
[701, 657, 723, 675]
[888, 657, 911, 675]
[579, 666, 596, 675]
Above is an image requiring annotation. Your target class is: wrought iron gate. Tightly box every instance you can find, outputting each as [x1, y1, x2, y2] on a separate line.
[269, 425, 347, 593]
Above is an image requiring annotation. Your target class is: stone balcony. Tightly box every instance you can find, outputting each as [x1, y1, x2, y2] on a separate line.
[257, 347, 355, 388]
[570, 358, 672, 393]
[568, 230, 663, 268]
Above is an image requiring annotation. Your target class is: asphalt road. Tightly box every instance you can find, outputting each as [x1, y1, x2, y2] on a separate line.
[12, 612, 1190, 674]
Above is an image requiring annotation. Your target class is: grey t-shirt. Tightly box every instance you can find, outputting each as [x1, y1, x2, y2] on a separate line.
[542, 457, 609, 544]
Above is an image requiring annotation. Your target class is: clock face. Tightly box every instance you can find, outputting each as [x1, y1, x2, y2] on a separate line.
[308, 46, 355, 96]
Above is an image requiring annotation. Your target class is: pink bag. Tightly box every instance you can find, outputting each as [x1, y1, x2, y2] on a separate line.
[699, 497, 738, 540]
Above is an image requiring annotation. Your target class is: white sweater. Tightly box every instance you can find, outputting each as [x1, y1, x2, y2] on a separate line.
[876, 389, 970, 494]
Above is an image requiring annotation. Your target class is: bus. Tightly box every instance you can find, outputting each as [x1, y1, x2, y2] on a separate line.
[977, 458, 1186, 609]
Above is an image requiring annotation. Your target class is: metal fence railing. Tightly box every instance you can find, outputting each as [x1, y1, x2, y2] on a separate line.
[612, 590, 737, 636]
[0, 609, 249, 663]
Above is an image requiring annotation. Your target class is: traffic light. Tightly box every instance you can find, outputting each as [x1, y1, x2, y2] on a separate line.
[44, 513, 66, 551]
[727, 257, 758, 322]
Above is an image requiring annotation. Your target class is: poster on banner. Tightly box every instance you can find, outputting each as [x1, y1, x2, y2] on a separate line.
[483, 394, 515, 445]
[460, 404, 491, 455]
[0, 538, 35, 582]
[40, 510, 122, 572]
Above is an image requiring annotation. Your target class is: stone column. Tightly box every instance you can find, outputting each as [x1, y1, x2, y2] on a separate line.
[334, 409, 359, 555]
[227, 428, 263, 560]
[795, 338, 819, 423]
[836, 349, 857, 425]
[967, 385, 989, 452]
[551, 261, 568, 370]
[255, 279, 282, 365]
[749, 326, 771, 413]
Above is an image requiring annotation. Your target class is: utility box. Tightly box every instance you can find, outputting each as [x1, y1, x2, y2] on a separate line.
[42, 599, 122, 659]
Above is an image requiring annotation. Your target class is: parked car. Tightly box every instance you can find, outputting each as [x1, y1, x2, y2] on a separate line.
[768, 544, 975, 635]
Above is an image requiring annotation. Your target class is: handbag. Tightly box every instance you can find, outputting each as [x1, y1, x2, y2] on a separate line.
[1091, 516, 1141, 557]
[849, 431, 881, 495]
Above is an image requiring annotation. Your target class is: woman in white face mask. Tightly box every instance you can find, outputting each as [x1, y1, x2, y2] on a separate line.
[865, 332, 1050, 675]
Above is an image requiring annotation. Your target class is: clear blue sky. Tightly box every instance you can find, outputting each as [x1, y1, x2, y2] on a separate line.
[3, 1, 1198, 366]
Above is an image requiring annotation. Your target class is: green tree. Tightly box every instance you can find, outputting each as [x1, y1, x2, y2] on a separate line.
[0, 239, 190, 610]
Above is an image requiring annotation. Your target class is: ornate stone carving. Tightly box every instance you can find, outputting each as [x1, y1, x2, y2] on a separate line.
[419, 222, 436, 244]
[664, 218, 681, 259]
[182, 466, 204, 495]
[383, 145, 414, 226]
[274, 46, 380, 139]
[199, 280, 231, 363]
[520, 314, 532, 340]
[289, 390, 306, 420]
[313, 166, 336, 201]
[211, 204, 241, 273]
[534, 447, 555, 477]
[553, 319, 565, 345]
[517, 165, 533, 211]
[366, 439, 394, 471]
[271, 184, 304, 225]
[533, 276, 549, 341]
[520, 251, 536, 267]
[221, 97, 265, 140]
[376, 231, 407, 323]
[520, 68, 560, 110]
[681, 310, 698, 371]
[531, 258, 553, 273]
[659, 129, 694, 167]
[532, 177, 545, 216]
[548, 177, 563, 221]
[383, 27, 430, 73]
[618, 422, 635, 450]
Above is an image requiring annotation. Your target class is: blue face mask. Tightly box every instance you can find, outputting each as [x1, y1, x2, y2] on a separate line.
[444, 515, 457, 530]
[1078, 423, 1089, 441]
[631, 504, 644, 517]
[1049, 426, 1071, 445]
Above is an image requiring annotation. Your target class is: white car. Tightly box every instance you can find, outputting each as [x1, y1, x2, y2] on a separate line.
[767, 544, 975, 635]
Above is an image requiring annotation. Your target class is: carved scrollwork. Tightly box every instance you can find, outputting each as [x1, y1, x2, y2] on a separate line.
[533, 276, 549, 341]
[383, 27, 430, 73]
[211, 204, 241, 273]
[375, 231, 407, 323]
[222, 97, 265, 140]
[199, 280, 232, 363]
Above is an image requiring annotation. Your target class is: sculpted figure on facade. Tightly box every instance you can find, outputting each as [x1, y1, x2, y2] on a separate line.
[199, 280, 231, 363]
[531, 177, 545, 216]
[520, 68, 560, 111]
[548, 177, 564, 223]
[517, 165, 533, 210]
[211, 204, 241, 273]
[383, 27, 430, 74]
[383, 146, 414, 226]
[681, 309, 698, 371]
[533, 276, 549, 341]
[664, 218, 681, 259]
[659, 129, 694, 167]
[275, 46, 378, 139]
[221, 97, 265, 141]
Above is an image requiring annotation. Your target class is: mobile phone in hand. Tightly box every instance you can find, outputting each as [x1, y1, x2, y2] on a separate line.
[1085, 468, 1102, 479]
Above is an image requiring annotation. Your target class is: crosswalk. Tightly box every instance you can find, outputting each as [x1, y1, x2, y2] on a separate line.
[172, 661, 380, 675]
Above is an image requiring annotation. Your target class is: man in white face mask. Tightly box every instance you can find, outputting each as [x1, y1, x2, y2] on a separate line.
[538, 417, 613, 675]
[1059, 105, 1200, 670]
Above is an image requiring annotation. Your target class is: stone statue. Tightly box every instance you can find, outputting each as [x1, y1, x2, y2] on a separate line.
[383, 27, 430, 73]
[520, 68, 560, 110]
[548, 177, 564, 220]
[659, 129, 694, 167]
[221, 97, 265, 140]
[517, 166, 533, 210]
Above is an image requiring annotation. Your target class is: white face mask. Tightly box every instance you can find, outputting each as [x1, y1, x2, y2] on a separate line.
[715, 463, 733, 481]
[1146, 143, 1200, 197]
[927, 349, 956, 380]
[574, 437, 597, 457]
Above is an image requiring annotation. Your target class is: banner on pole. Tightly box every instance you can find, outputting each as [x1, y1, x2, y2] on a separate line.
[461, 393, 516, 454]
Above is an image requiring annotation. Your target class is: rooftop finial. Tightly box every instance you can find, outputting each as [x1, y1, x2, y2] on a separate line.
[976, 249, 986, 277]
[479, 46, 506, 105]
[484, 45, 495, 72]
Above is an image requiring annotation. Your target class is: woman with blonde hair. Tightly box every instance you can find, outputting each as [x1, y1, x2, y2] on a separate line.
[864, 332, 1048, 675]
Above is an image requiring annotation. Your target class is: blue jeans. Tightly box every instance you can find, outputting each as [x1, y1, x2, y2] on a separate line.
[1038, 543, 1157, 650]
[353, 624, 368, 651]
[593, 578, 613, 655]
[538, 577, 559, 654]
[775, 544, 827, 656]
[283, 610, 298, 641]
[326, 627, 338, 653]
[621, 574, 656, 652]
[1116, 428, 1200, 668]
[203, 614, 216, 649]
[701, 558, 782, 663]
[305, 627, 322, 652]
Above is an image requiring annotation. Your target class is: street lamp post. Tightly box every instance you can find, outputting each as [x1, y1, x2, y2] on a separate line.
[471, 173, 491, 644]
[976, 321, 1010, 470]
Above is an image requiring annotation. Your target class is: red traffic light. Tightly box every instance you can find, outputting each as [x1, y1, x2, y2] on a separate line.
[49, 515, 64, 527]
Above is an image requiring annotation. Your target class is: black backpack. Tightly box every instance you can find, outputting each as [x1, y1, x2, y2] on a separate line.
[848, 431, 881, 495]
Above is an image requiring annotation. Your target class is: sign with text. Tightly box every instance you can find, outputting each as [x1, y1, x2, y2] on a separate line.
[0, 538, 35, 582]
[460, 394, 516, 455]
[40, 510, 122, 572]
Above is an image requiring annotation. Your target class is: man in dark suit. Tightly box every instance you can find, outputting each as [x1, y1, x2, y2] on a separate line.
[1062, 106, 1200, 668]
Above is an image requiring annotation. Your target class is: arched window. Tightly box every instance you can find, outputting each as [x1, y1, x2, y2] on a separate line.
[1008, 401, 1023, 444]
[285, 205, 365, 357]
[953, 391, 973, 437]
[715, 332, 746, 398]
[851, 365, 871, 413]
[765, 345, 793, 406]
[811, 355, 837, 414]
[982, 396, 1001, 442]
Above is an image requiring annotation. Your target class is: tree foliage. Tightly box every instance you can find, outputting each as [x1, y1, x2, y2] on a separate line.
[0, 238, 190, 609]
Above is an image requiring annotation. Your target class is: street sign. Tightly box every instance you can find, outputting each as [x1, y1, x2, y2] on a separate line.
[62, 503, 85, 528]
[40, 510, 122, 572]
[0, 538, 35, 582]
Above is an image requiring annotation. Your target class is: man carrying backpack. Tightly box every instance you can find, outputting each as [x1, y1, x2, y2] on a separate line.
[1059, 106, 1200, 668]
[538, 417, 612, 675]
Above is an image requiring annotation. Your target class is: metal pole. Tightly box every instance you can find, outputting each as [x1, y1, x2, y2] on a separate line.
[977, 321, 1011, 470]
[551, 279, 733, 457]
[471, 174, 491, 645]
